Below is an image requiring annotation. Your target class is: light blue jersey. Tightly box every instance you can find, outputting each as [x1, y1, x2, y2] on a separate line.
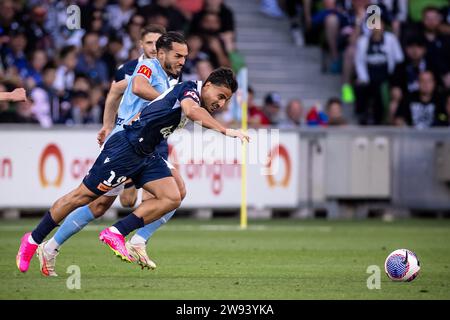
[108, 58, 175, 140]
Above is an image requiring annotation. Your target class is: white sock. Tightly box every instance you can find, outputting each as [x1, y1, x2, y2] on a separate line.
[44, 237, 60, 255]
[129, 234, 146, 245]
[28, 234, 38, 245]
[109, 226, 122, 235]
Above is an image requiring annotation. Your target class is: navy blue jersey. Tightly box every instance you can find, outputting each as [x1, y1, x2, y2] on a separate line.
[114, 59, 139, 82]
[124, 81, 202, 156]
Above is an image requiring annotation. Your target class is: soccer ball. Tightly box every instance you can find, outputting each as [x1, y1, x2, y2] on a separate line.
[384, 249, 420, 282]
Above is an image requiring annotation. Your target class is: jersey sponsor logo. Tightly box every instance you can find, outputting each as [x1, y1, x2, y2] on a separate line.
[116, 117, 124, 125]
[183, 90, 199, 102]
[137, 65, 152, 78]
[160, 125, 174, 139]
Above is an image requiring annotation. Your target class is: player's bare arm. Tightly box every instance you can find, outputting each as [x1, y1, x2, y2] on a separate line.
[181, 98, 249, 143]
[132, 75, 161, 102]
[0, 88, 27, 102]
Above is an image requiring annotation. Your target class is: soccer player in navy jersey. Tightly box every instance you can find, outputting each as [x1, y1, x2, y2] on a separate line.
[17, 67, 249, 269]
[25, 31, 189, 276]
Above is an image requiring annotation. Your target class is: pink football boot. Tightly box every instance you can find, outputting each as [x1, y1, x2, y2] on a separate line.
[16, 232, 38, 273]
[99, 228, 133, 263]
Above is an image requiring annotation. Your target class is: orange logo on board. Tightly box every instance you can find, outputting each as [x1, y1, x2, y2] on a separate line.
[266, 144, 291, 188]
[39, 144, 64, 187]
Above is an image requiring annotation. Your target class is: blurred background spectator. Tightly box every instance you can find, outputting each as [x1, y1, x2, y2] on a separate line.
[0, 0, 448, 130]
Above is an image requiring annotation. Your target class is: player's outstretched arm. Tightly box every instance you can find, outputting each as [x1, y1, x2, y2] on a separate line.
[0, 88, 27, 102]
[97, 80, 128, 146]
[181, 99, 249, 143]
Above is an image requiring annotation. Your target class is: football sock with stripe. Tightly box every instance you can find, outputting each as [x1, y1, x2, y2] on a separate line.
[53, 205, 95, 246]
[131, 210, 176, 244]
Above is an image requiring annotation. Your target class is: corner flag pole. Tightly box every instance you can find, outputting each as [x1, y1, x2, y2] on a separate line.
[239, 68, 248, 230]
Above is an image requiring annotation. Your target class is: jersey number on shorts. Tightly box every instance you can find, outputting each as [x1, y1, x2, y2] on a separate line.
[97, 170, 127, 192]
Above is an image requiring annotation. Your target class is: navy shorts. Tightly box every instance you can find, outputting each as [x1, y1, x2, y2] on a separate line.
[122, 138, 169, 190]
[83, 132, 172, 195]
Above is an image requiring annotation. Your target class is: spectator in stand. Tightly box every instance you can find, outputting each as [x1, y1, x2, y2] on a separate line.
[175, 0, 204, 20]
[419, 7, 450, 91]
[47, 0, 86, 50]
[118, 14, 146, 62]
[75, 32, 110, 89]
[141, 0, 188, 32]
[2, 29, 29, 80]
[354, 16, 403, 125]
[24, 4, 53, 56]
[106, 0, 136, 32]
[24, 49, 48, 89]
[283, 0, 314, 47]
[182, 33, 210, 81]
[190, 0, 235, 53]
[87, 9, 111, 48]
[340, 0, 371, 104]
[262, 92, 282, 126]
[389, 35, 437, 124]
[53, 45, 77, 97]
[64, 90, 101, 125]
[247, 86, 270, 128]
[306, 104, 328, 126]
[280, 99, 304, 128]
[395, 70, 448, 129]
[311, 0, 347, 72]
[0, 0, 21, 37]
[30, 62, 58, 128]
[89, 84, 105, 123]
[102, 34, 124, 78]
[196, 59, 214, 82]
[326, 97, 347, 125]
[194, 11, 231, 68]
[372, 0, 408, 38]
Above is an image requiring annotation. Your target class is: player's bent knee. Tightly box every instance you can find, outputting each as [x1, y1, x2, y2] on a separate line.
[163, 193, 182, 211]
[119, 194, 137, 208]
[89, 196, 115, 217]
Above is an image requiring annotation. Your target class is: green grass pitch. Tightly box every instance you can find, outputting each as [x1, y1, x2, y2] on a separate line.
[1, 218, 450, 299]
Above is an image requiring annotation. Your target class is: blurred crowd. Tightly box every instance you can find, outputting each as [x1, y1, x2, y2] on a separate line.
[1, 0, 449, 130]
[258, 0, 450, 129]
[0, 0, 242, 127]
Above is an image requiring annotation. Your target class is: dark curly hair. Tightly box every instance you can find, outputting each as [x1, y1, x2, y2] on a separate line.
[204, 67, 238, 93]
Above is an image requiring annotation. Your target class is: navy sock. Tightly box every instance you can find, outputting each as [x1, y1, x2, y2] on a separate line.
[113, 213, 144, 237]
[31, 211, 59, 244]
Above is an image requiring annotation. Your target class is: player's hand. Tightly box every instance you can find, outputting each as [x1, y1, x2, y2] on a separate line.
[97, 126, 112, 147]
[9, 88, 27, 102]
[226, 129, 250, 143]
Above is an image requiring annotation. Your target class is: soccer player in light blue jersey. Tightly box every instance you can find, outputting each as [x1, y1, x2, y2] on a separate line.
[27, 31, 189, 276]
